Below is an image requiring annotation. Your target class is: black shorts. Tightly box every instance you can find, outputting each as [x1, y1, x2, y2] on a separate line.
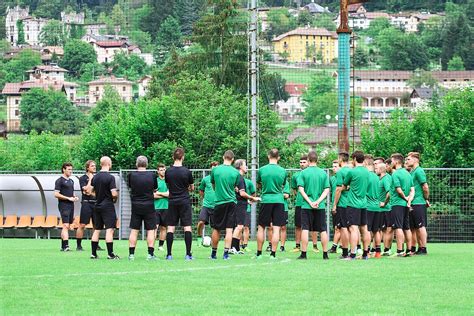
[294, 206, 302, 228]
[258, 203, 286, 227]
[166, 203, 192, 227]
[367, 211, 383, 232]
[198, 207, 214, 225]
[130, 211, 157, 230]
[383, 211, 392, 229]
[93, 207, 117, 230]
[392, 205, 410, 230]
[301, 209, 327, 232]
[212, 202, 236, 230]
[155, 210, 167, 227]
[410, 204, 427, 229]
[336, 207, 347, 228]
[80, 202, 95, 225]
[244, 212, 251, 227]
[59, 208, 74, 224]
[235, 203, 247, 226]
[346, 207, 364, 226]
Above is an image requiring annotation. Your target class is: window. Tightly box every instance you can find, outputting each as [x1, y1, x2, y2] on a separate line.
[122, 86, 126, 92]
[15, 99, 19, 105]
[95, 86, 99, 92]
[70, 93, 74, 100]
[15, 110, 20, 116]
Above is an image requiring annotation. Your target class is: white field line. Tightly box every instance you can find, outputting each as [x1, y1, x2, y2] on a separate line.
[0, 258, 292, 279]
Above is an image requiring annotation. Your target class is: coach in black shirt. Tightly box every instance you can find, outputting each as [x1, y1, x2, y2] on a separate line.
[54, 162, 79, 252]
[127, 156, 158, 260]
[164, 148, 194, 260]
[91, 156, 119, 260]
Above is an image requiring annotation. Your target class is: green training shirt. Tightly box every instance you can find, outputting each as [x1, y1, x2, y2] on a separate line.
[391, 168, 414, 207]
[330, 175, 337, 208]
[378, 173, 392, 211]
[343, 166, 369, 209]
[411, 166, 427, 205]
[367, 171, 382, 212]
[283, 181, 291, 211]
[154, 177, 169, 211]
[297, 166, 330, 210]
[257, 163, 287, 204]
[210, 165, 240, 206]
[291, 172, 304, 207]
[245, 178, 256, 213]
[335, 166, 350, 207]
[199, 175, 216, 209]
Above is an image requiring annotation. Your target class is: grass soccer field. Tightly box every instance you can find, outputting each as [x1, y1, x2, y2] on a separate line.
[1, 239, 473, 315]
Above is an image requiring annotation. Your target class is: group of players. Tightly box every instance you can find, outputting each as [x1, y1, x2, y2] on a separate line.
[54, 147, 429, 261]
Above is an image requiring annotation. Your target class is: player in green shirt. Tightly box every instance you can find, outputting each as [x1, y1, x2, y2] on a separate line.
[296, 151, 330, 260]
[154, 164, 169, 252]
[209, 150, 241, 260]
[230, 159, 260, 255]
[242, 178, 256, 252]
[342, 151, 371, 260]
[390, 153, 415, 257]
[406, 152, 430, 255]
[332, 151, 351, 259]
[374, 157, 393, 256]
[196, 161, 219, 247]
[329, 159, 340, 253]
[255, 149, 287, 260]
[364, 155, 384, 258]
[290, 155, 308, 252]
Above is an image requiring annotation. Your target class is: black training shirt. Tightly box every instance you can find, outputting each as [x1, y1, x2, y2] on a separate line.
[55, 176, 75, 210]
[127, 171, 158, 212]
[79, 174, 96, 202]
[165, 166, 193, 205]
[236, 175, 248, 205]
[92, 171, 117, 210]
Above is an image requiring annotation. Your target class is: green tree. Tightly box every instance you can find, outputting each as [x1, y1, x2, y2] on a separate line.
[156, 16, 183, 49]
[447, 55, 465, 71]
[361, 89, 473, 167]
[366, 17, 391, 39]
[140, 0, 176, 41]
[265, 8, 297, 41]
[111, 4, 126, 32]
[297, 10, 313, 26]
[129, 30, 153, 53]
[0, 16, 6, 40]
[311, 13, 336, 31]
[303, 92, 338, 125]
[174, 0, 206, 36]
[407, 70, 438, 89]
[39, 20, 65, 46]
[78, 62, 106, 83]
[441, 11, 473, 70]
[69, 24, 86, 39]
[0, 49, 41, 89]
[353, 46, 369, 67]
[20, 88, 86, 134]
[109, 51, 148, 81]
[35, 0, 62, 19]
[61, 40, 97, 76]
[377, 28, 430, 70]
[17, 20, 26, 45]
[90, 85, 124, 122]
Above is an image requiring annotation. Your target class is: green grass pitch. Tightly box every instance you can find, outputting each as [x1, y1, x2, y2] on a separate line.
[0, 239, 473, 315]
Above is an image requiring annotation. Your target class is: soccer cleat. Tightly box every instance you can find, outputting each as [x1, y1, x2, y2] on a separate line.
[90, 254, 98, 259]
[392, 252, 405, 258]
[242, 247, 251, 253]
[166, 255, 173, 260]
[291, 247, 301, 253]
[223, 254, 231, 260]
[296, 255, 307, 260]
[374, 252, 382, 259]
[97, 245, 104, 251]
[382, 250, 392, 256]
[328, 247, 337, 254]
[229, 247, 243, 255]
[265, 245, 272, 252]
[185, 255, 194, 261]
[342, 256, 355, 261]
[147, 254, 158, 261]
[323, 255, 329, 260]
[128, 254, 135, 261]
[76, 246, 83, 251]
[209, 255, 217, 260]
[157, 246, 164, 252]
[280, 246, 286, 252]
[107, 254, 120, 260]
[60, 247, 70, 252]
[253, 254, 263, 260]
[357, 248, 363, 256]
[312, 247, 320, 254]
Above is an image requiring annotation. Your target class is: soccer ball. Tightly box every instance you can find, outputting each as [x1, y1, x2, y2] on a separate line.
[202, 236, 212, 247]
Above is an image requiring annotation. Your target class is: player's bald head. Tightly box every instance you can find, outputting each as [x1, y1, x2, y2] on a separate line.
[100, 156, 112, 167]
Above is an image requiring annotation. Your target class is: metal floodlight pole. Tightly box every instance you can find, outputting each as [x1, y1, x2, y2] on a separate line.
[249, 0, 259, 239]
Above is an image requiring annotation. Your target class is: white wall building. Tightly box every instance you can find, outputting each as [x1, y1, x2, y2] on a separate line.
[5, 6, 29, 46]
[275, 83, 307, 122]
[138, 75, 152, 98]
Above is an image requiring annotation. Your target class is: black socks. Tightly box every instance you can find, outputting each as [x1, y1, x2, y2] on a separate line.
[166, 232, 174, 256]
